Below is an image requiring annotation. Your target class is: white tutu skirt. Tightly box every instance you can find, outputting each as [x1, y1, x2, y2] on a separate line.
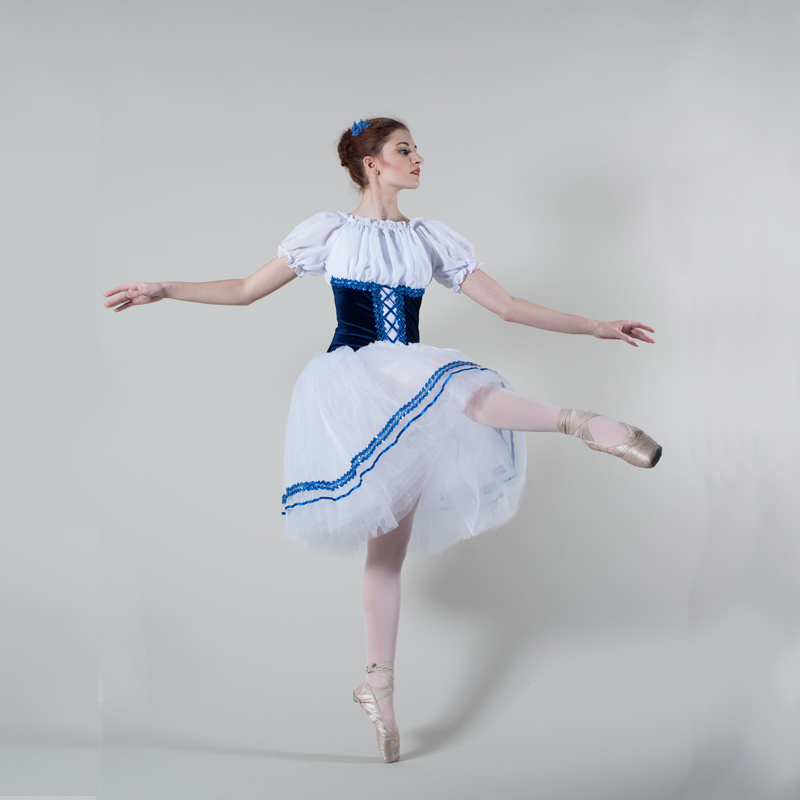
[281, 340, 527, 558]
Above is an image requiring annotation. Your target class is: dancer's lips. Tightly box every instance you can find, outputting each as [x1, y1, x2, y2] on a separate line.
[411, 170, 420, 175]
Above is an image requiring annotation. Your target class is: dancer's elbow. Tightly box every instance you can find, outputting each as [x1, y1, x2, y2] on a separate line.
[498, 297, 518, 323]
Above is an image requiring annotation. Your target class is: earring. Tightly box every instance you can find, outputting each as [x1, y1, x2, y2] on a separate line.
[374, 169, 380, 174]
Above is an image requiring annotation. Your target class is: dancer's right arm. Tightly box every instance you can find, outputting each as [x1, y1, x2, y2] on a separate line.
[103, 256, 296, 311]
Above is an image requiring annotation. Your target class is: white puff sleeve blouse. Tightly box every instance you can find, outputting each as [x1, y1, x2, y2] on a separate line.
[277, 211, 483, 293]
[277, 211, 348, 278]
[415, 219, 483, 293]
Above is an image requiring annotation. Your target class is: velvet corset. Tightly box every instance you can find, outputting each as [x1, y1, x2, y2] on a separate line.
[327, 277, 425, 353]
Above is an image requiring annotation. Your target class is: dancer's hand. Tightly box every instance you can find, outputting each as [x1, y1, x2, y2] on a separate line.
[103, 282, 165, 312]
[592, 320, 655, 347]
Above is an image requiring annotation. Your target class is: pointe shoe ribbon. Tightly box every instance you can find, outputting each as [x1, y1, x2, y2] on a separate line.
[557, 408, 662, 469]
[365, 662, 395, 701]
[557, 408, 600, 437]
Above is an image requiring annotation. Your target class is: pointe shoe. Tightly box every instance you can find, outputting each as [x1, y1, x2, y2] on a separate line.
[352, 661, 400, 763]
[557, 408, 662, 468]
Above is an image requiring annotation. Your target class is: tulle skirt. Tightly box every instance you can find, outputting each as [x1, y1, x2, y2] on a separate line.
[281, 340, 527, 558]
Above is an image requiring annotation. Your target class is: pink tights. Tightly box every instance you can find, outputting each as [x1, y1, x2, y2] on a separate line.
[361, 385, 631, 731]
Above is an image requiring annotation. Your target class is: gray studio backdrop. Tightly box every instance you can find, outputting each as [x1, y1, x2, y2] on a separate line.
[1, 0, 99, 796]
[3, 1, 799, 799]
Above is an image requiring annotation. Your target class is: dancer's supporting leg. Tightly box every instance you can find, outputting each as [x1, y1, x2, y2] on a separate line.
[461, 385, 631, 445]
[361, 492, 422, 734]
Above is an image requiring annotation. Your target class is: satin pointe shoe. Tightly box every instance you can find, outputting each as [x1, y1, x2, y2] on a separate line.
[352, 661, 400, 762]
[557, 408, 662, 468]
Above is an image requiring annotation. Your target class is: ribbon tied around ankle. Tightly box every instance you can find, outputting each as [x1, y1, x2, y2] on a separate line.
[366, 661, 395, 689]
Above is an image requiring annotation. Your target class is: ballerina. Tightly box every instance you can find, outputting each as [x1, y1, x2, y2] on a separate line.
[103, 115, 661, 763]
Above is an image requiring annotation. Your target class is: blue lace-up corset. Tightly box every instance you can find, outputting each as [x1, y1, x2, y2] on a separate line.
[327, 277, 425, 353]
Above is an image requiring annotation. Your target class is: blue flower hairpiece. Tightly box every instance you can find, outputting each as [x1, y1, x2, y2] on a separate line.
[351, 118, 371, 136]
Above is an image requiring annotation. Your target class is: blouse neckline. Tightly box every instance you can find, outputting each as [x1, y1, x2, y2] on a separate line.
[336, 210, 424, 230]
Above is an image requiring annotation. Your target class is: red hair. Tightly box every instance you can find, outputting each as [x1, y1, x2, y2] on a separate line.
[336, 117, 410, 191]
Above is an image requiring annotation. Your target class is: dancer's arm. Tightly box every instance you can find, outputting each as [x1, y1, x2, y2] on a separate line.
[458, 269, 655, 347]
[103, 256, 297, 311]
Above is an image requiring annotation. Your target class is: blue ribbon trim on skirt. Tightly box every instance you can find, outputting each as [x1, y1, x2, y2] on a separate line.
[282, 360, 499, 513]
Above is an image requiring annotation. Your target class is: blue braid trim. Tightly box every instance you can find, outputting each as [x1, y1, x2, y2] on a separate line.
[282, 359, 482, 502]
[329, 276, 425, 296]
[282, 362, 498, 512]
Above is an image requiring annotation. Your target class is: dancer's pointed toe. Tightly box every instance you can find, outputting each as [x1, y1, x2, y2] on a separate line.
[615, 427, 662, 468]
[353, 662, 400, 762]
[558, 408, 662, 469]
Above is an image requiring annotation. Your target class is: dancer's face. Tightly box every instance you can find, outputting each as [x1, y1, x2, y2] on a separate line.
[368, 129, 424, 190]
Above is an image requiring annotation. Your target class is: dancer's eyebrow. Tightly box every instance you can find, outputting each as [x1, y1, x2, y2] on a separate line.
[395, 142, 417, 148]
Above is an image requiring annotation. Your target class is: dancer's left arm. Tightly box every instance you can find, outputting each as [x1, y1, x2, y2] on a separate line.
[458, 269, 655, 347]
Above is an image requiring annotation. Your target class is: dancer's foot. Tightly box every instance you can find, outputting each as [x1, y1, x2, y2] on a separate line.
[559, 408, 662, 468]
[365, 671, 397, 733]
[568, 410, 631, 447]
[353, 662, 401, 762]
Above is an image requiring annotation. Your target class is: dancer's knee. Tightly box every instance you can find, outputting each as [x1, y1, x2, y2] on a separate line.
[462, 384, 505, 426]
[366, 488, 421, 566]
[366, 530, 409, 568]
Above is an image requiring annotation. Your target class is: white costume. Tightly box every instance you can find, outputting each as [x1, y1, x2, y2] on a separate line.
[279, 211, 527, 558]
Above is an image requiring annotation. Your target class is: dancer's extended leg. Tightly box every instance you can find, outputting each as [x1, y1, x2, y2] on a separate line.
[361, 492, 422, 734]
[462, 385, 631, 445]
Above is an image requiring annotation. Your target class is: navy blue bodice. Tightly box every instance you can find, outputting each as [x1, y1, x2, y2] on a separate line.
[327, 277, 425, 353]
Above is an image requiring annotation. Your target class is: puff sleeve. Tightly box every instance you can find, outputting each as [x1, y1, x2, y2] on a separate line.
[417, 219, 483, 293]
[277, 211, 346, 278]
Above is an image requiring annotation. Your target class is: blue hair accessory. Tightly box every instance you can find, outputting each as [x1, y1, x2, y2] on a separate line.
[351, 118, 371, 136]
